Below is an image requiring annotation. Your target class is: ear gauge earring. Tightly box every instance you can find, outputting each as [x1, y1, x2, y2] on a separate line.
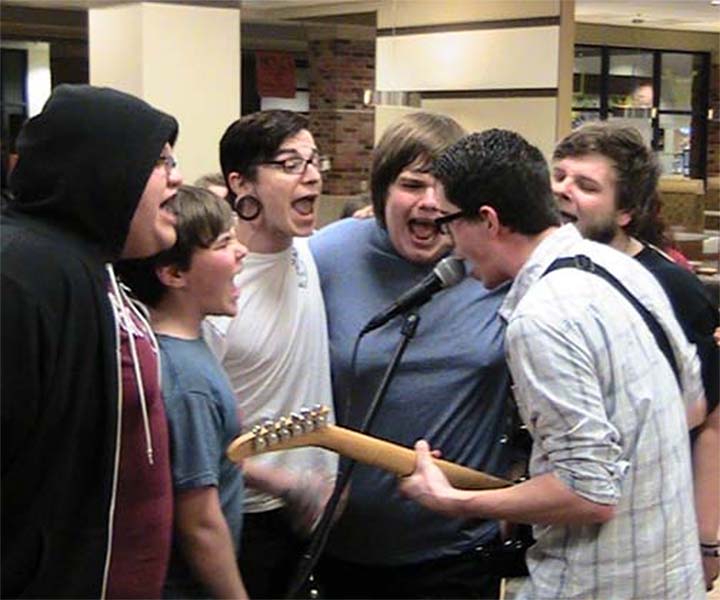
[233, 195, 262, 221]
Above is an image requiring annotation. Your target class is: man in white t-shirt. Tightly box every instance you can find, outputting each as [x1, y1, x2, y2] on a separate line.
[204, 110, 338, 599]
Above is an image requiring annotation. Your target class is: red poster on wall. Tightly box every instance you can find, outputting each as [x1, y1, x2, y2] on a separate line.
[256, 51, 296, 98]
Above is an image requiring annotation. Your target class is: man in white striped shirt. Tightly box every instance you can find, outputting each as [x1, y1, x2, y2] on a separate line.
[400, 129, 706, 599]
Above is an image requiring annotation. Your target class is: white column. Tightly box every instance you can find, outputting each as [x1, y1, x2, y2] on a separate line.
[89, 2, 241, 182]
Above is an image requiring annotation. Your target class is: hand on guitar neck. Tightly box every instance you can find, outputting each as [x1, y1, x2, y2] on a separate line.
[226, 406, 511, 491]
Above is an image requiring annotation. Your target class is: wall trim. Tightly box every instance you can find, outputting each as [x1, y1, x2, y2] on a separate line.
[420, 88, 558, 99]
[378, 16, 559, 37]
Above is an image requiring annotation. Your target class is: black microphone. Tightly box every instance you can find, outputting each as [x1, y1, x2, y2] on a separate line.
[360, 257, 466, 336]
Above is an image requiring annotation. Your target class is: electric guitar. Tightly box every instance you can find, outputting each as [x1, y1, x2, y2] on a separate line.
[226, 405, 511, 490]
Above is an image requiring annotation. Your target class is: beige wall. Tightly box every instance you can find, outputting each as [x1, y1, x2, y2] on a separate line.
[246, 0, 557, 26]
[421, 97, 558, 158]
[377, 0, 559, 28]
[556, 0, 575, 140]
[375, 99, 558, 159]
[89, 3, 241, 182]
[89, 5, 143, 96]
[374, 0, 570, 158]
[374, 105, 419, 141]
[376, 26, 560, 92]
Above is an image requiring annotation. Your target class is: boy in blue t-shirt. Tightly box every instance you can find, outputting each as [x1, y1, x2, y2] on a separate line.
[118, 185, 249, 598]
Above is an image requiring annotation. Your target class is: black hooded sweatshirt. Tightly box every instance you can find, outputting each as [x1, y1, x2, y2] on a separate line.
[1, 85, 178, 598]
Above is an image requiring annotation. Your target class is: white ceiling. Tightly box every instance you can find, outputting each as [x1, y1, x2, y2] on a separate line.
[575, 0, 719, 33]
[2, 0, 719, 33]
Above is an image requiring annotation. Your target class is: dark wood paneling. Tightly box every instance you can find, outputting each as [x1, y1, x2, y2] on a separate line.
[1, 5, 87, 41]
[1, 6, 89, 86]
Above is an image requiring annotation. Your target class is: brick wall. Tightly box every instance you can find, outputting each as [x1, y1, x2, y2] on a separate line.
[308, 38, 375, 195]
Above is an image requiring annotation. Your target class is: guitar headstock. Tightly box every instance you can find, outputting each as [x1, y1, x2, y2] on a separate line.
[227, 405, 330, 462]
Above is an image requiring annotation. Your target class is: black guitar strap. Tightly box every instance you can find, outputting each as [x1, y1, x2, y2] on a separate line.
[543, 254, 681, 388]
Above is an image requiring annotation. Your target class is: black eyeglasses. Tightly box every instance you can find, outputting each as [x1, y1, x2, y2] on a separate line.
[155, 154, 178, 176]
[434, 211, 466, 235]
[233, 195, 262, 221]
[260, 153, 331, 175]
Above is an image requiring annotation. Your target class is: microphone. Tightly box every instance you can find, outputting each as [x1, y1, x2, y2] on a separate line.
[360, 257, 466, 336]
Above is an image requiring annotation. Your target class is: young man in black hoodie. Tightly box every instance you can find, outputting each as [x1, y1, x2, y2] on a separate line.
[1, 84, 182, 598]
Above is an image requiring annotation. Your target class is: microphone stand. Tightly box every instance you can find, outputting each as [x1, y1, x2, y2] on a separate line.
[285, 312, 421, 599]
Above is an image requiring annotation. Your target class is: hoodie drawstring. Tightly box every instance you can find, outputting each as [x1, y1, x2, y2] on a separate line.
[106, 264, 155, 465]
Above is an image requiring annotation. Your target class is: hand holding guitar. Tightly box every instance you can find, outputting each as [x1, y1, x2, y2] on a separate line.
[398, 440, 470, 517]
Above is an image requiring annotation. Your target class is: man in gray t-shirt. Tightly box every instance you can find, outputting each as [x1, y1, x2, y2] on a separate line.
[311, 112, 514, 599]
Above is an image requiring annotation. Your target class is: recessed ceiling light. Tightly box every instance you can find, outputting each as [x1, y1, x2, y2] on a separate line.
[711, 0, 720, 6]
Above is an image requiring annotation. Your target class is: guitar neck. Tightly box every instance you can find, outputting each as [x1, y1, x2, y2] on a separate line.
[227, 424, 511, 490]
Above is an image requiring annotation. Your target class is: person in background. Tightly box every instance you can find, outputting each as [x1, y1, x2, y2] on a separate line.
[117, 185, 250, 599]
[310, 112, 515, 599]
[2, 84, 181, 598]
[195, 172, 229, 200]
[339, 194, 371, 219]
[551, 121, 719, 590]
[195, 172, 253, 245]
[400, 128, 706, 600]
[204, 109, 338, 599]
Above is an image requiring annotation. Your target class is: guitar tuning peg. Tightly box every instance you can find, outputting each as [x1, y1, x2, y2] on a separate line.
[278, 424, 291, 441]
[275, 417, 289, 439]
[290, 413, 304, 436]
[266, 428, 279, 446]
[253, 435, 267, 452]
[300, 407, 315, 432]
[313, 406, 328, 428]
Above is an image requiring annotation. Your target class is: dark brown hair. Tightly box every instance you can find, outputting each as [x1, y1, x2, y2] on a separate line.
[553, 122, 668, 247]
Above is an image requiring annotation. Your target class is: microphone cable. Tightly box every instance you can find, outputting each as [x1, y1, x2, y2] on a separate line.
[287, 311, 420, 598]
[286, 327, 367, 599]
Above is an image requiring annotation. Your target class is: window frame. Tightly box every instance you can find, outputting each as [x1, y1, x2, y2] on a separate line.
[573, 44, 710, 180]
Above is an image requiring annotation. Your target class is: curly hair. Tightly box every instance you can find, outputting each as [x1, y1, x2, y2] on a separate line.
[433, 129, 560, 234]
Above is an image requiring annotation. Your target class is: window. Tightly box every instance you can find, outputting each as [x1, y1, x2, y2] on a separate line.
[573, 45, 710, 179]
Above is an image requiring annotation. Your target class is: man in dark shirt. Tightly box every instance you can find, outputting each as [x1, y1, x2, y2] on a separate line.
[1, 84, 182, 597]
